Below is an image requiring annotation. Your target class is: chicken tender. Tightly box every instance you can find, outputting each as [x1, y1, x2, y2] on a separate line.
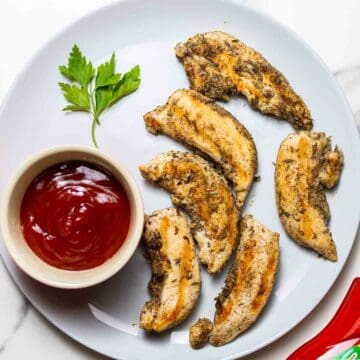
[140, 151, 239, 274]
[209, 215, 279, 346]
[275, 132, 344, 261]
[143, 89, 257, 211]
[176, 31, 312, 130]
[140, 208, 201, 332]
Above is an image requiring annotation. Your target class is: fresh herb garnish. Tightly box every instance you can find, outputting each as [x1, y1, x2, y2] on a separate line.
[59, 45, 141, 147]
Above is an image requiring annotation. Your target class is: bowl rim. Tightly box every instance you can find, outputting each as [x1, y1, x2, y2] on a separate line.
[0, 144, 144, 289]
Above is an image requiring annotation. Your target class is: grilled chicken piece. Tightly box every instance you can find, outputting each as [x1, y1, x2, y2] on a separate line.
[140, 151, 239, 274]
[209, 215, 279, 346]
[175, 31, 312, 130]
[143, 89, 257, 211]
[189, 318, 214, 349]
[275, 132, 344, 261]
[140, 208, 201, 332]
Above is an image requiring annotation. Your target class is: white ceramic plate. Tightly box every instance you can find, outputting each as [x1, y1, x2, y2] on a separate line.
[0, 0, 359, 359]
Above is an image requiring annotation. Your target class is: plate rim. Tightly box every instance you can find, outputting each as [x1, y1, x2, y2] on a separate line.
[0, 0, 359, 359]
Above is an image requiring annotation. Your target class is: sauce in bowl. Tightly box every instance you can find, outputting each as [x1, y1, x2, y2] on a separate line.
[20, 161, 131, 270]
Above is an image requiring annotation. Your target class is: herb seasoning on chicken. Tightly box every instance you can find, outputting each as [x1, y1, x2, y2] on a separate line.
[210, 215, 279, 346]
[176, 31, 312, 130]
[189, 318, 214, 349]
[275, 131, 344, 261]
[140, 208, 201, 332]
[143, 89, 257, 211]
[140, 151, 239, 274]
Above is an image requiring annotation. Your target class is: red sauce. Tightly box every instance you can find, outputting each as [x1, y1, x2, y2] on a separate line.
[20, 161, 131, 270]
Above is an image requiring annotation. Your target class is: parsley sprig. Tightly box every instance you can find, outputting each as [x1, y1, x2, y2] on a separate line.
[59, 45, 141, 147]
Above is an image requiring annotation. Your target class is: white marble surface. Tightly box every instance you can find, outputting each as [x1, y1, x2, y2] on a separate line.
[0, 0, 359, 359]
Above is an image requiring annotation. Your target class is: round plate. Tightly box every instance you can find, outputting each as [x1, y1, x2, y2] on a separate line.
[0, 0, 359, 359]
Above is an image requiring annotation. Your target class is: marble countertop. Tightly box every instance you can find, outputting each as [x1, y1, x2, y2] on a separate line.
[0, 1, 359, 359]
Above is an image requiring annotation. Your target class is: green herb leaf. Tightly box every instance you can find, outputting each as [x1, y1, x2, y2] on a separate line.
[95, 53, 121, 89]
[59, 83, 90, 111]
[62, 105, 88, 111]
[95, 87, 113, 116]
[111, 65, 141, 105]
[59, 45, 95, 87]
[58, 45, 141, 148]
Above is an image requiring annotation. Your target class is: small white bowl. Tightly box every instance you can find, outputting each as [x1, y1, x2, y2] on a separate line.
[0, 145, 144, 289]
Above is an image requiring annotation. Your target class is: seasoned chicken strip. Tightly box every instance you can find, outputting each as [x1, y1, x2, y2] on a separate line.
[140, 151, 239, 274]
[139, 208, 201, 332]
[189, 318, 213, 349]
[275, 132, 344, 261]
[176, 31, 312, 130]
[209, 215, 279, 346]
[143, 89, 257, 211]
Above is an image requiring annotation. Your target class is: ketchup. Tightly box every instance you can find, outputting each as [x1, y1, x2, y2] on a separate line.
[20, 161, 131, 270]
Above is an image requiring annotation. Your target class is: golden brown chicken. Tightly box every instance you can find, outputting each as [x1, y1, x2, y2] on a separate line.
[275, 132, 344, 261]
[189, 318, 214, 349]
[175, 31, 312, 130]
[139, 151, 239, 274]
[209, 215, 279, 346]
[140, 208, 201, 332]
[143, 89, 257, 211]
